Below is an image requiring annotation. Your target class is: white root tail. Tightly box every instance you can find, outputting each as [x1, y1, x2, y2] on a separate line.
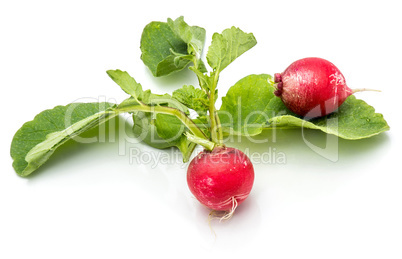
[208, 197, 238, 222]
[352, 88, 381, 93]
[208, 197, 239, 236]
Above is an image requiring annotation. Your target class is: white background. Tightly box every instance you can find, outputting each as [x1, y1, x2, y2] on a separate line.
[1, 0, 401, 258]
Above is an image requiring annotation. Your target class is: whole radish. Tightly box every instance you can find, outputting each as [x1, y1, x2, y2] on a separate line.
[187, 147, 254, 215]
[274, 57, 373, 118]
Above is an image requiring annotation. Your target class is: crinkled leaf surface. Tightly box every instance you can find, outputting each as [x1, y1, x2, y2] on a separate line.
[10, 102, 116, 176]
[207, 27, 257, 72]
[219, 74, 389, 139]
[140, 17, 206, 77]
[172, 85, 209, 114]
[167, 16, 206, 58]
[140, 21, 188, 76]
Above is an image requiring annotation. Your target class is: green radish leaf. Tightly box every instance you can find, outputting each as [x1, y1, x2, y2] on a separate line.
[108, 69, 188, 112]
[132, 112, 196, 162]
[167, 16, 206, 58]
[107, 69, 143, 102]
[131, 105, 200, 162]
[192, 115, 210, 134]
[140, 17, 206, 77]
[172, 85, 209, 114]
[219, 74, 390, 139]
[107, 69, 197, 161]
[154, 114, 186, 140]
[10, 102, 116, 176]
[140, 21, 188, 77]
[219, 74, 276, 136]
[132, 112, 175, 150]
[154, 54, 192, 77]
[206, 26, 257, 73]
[267, 96, 390, 140]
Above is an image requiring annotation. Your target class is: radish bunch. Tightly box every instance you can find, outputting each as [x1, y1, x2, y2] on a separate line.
[10, 17, 388, 223]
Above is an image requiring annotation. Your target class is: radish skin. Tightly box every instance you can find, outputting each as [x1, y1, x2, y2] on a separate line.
[187, 147, 254, 213]
[274, 57, 357, 118]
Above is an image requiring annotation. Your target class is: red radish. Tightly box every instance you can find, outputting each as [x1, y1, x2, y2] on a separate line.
[187, 147, 254, 215]
[274, 57, 376, 118]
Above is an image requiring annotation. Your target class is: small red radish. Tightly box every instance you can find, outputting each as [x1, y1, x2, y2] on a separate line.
[187, 147, 254, 215]
[274, 57, 376, 118]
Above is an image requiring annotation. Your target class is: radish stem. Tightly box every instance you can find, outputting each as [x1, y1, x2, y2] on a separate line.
[208, 72, 219, 144]
[115, 104, 208, 141]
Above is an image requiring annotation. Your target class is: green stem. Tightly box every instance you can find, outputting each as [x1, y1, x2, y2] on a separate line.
[184, 132, 215, 151]
[208, 71, 223, 146]
[191, 56, 223, 147]
[214, 110, 223, 145]
[191, 56, 209, 97]
[208, 100, 218, 144]
[115, 104, 208, 141]
[179, 141, 197, 162]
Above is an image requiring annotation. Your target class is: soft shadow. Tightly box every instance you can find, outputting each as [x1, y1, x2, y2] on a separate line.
[194, 194, 262, 247]
[143, 66, 198, 93]
[225, 128, 391, 165]
[338, 133, 390, 160]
